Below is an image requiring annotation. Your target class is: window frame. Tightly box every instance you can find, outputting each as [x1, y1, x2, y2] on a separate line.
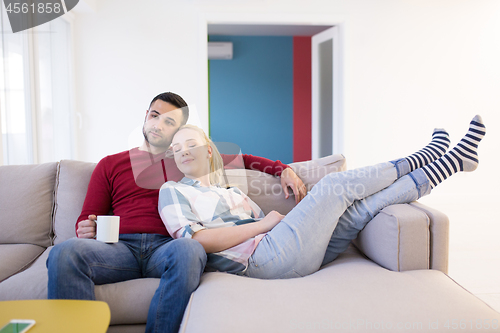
[0, 10, 76, 166]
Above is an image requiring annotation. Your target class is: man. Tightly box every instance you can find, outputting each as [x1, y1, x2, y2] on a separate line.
[46, 92, 306, 333]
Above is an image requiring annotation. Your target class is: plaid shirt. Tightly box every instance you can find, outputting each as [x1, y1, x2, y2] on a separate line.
[158, 177, 266, 274]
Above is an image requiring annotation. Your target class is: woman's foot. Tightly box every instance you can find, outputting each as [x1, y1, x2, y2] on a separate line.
[404, 128, 450, 171]
[421, 115, 486, 188]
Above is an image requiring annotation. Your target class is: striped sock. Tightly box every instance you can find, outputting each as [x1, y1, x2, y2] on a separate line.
[421, 115, 486, 188]
[405, 128, 450, 171]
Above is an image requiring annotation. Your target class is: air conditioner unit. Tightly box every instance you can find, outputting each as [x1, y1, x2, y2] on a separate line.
[208, 42, 233, 60]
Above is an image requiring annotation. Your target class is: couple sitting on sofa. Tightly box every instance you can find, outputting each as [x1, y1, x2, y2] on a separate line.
[46, 92, 486, 333]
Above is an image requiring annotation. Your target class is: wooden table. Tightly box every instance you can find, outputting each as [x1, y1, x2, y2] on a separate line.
[0, 300, 110, 333]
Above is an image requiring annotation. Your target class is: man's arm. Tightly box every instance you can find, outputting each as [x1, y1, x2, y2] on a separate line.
[241, 154, 288, 176]
[76, 158, 113, 238]
[241, 154, 307, 203]
[279, 167, 307, 204]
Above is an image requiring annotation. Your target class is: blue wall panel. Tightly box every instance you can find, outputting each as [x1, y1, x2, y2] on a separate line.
[209, 35, 293, 164]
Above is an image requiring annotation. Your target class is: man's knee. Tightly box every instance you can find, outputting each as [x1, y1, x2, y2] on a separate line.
[162, 238, 206, 294]
[168, 238, 207, 269]
[47, 238, 93, 269]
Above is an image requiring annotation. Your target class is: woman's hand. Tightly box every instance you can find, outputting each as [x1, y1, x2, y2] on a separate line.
[193, 212, 283, 253]
[191, 211, 284, 254]
[260, 210, 285, 232]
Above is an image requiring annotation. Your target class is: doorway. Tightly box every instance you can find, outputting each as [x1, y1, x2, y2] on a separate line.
[209, 34, 294, 163]
[200, 22, 342, 162]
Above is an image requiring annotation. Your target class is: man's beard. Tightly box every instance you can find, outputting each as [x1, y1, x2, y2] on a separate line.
[142, 125, 169, 150]
[142, 125, 151, 144]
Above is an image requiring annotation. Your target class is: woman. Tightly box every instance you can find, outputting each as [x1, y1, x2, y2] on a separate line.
[158, 116, 485, 279]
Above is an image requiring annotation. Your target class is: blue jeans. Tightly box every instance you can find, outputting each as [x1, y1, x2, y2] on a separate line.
[46, 234, 207, 333]
[244, 161, 431, 279]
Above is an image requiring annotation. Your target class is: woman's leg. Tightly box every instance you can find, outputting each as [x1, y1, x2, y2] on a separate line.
[245, 118, 484, 279]
[245, 156, 415, 279]
[244, 130, 449, 279]
[321, 115, 485, 265]
[321, 170, 430, 265]
[420, 115, 485, 187]
[245, 129, 448, 279]
[401, 128, 450, 172]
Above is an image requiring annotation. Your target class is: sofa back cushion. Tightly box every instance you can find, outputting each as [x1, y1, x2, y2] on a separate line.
[0, 163, 57, 247]
[53, 160, 96, 244]
[222, 154, 346, 215]
[51, 155, 345, 242]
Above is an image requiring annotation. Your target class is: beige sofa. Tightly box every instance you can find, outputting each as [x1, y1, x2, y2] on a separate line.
[0, 155, 499, 333]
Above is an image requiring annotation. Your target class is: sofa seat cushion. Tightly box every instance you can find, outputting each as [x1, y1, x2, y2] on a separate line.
[180, 247, 500, 333]
[0, 247, 51, 300]
[0, 244, 46, 282]
[0, 163, 57, 247]
[95, 278, 160, 325]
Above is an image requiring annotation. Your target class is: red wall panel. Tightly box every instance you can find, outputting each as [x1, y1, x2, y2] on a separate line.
[293, 36, 312, 162]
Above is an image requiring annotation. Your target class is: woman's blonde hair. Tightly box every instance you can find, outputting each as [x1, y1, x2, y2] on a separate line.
[175, 124, 224, 186]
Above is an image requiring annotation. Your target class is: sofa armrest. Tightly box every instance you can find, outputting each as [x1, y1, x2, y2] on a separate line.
[409, 201, 449, 273]
[352, 202, 449, 273]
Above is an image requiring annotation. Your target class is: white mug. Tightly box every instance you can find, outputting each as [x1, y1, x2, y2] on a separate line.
[96, 215, 120, 243]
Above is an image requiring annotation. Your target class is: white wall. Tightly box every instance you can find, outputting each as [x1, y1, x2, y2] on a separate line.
[72, 0, 500, 283]
[72, 0, 201, 161]
[73, 0, 500, 162]
[73, 0, 500, 195]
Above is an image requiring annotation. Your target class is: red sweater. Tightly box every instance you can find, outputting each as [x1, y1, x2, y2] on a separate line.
[77, 148, 289, 236]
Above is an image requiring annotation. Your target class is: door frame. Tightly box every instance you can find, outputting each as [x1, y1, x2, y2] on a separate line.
[311, 26, 343, 158]
[197, 13, 344, 141]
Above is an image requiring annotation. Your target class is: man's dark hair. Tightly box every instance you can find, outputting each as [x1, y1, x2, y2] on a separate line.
[149, 92, 189, 125]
